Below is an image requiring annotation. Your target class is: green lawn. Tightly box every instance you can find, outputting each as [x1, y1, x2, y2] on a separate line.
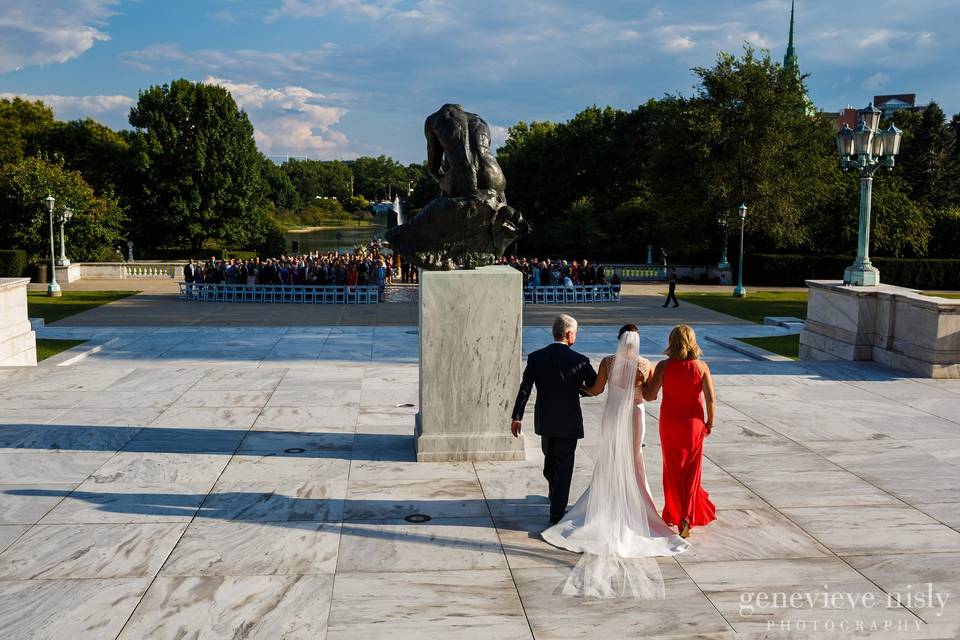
[36, 338, 86, 362]
[28, 291, 138, 324]
[676, 291, 808, 324]
[738, 334, 800, 360]
[926, 292, 960, 299]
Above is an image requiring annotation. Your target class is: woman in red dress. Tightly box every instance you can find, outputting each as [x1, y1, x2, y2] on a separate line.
[643, 324, 716, 538]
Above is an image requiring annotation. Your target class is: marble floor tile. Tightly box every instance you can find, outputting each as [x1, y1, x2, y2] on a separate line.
[844, 552, 960, 623]
[512, 562, 734, 639]
[732, 469, 902, 508]
[43, 406, 164, 427]
[347, 459, 477, 482]
[267, 387, 362, 408]
[203, 480, 346, 522]
[38, 482, 211, 524]
[161, 520, 340, 576]
[780, 505, 960, 556]
[121, 427, 248, 454]
[350, 432, 416, 462]
[337, 516, 507, 572]
[0, 523, 185, 579]
[176, 389, 273, 408]
[0, 578, 151, 640]
[118, 575, 334, 640]
[11, 424, 142, 453]
[0, 484, 76, 524]
[706, 442, 840, 474]
[493, 514, 581, 570]
[253, 405, 358, 431]
[89, 452, 231, 484]
[148, 405, 262, 429]
[0, 525, 28, 553]
[190, 367, 287, 391]
[915, 503, 960, 530]
[344, 477, 488, 520]
[326, 569, 531, 640]
[675, 508, 832, 563]
[0, 452, 114, 484]
[237, 429, 354, 455]
[474, 461, 593, 518]
[218, 455, 350, 482]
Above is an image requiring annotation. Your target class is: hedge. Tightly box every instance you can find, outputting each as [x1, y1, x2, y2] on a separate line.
[744, 254, 960, 290]
[0, 250, 28, 278]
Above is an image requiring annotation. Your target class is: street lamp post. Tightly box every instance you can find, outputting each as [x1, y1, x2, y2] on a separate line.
[45, 196, 61, 297]
[56, 207, 73, 266]
[733, 204, 747, 298]
[335, 231, 342, 255]
[836, 102, 903, 286]
[717, 213, 731, 270]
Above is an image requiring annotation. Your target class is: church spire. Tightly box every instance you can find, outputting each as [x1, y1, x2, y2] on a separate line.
[783, 0, 798, 71]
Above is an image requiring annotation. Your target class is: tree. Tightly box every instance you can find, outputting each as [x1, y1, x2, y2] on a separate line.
[282, 159, 352, 206]
[260, 156, 300, 211]
[0, 156, 126, 262]
[127, 78, 268, 250]
[40, 118, 130, 194]
[0, 98, 56, 166]
[349, 155, 409, 201]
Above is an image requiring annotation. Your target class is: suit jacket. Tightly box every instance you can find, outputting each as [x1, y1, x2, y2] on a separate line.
[511, 343, 598, 440]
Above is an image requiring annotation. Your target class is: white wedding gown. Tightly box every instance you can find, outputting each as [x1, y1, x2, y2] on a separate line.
[541, 331, 689, 599]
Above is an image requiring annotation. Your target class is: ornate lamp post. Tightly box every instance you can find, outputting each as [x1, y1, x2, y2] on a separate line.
[733, 204, 747, 298]
[836, 102, 902, 285]
[717, 213, 731, 270]
[45, 196, 61, 297]
[56, 207, 73, 266]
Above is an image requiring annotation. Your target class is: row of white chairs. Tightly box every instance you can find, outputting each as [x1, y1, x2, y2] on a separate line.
[179, 283, 381, 304]
[523, 285, 621, 304]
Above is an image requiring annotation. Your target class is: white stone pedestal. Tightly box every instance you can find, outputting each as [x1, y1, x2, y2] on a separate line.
[416, 265, 525, 461]
[54, 264, 81, 283]
[800, 280, 960, 378]
[0, 278, 37, 367]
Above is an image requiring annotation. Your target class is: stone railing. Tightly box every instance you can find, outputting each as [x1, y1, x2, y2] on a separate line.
[63, 262, 185, 280]
[601, 264, 730, 283]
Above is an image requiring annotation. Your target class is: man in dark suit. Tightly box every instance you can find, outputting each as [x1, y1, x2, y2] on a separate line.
[511, 314, 597, 525]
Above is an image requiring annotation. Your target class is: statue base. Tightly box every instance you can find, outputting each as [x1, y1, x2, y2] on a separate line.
[385, 191, 528, 271]
[416, 265, 525, 461]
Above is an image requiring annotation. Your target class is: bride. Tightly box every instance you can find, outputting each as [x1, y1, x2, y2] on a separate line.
[541, 324, 688, 598]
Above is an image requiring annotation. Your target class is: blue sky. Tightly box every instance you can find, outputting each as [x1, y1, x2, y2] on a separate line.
[1, 0, 957, 163]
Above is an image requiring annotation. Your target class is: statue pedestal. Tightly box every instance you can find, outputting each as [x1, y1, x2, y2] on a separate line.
[416, 265, 525, 461]
[800, 280, 960, 378]
[0, 278, 37, 367]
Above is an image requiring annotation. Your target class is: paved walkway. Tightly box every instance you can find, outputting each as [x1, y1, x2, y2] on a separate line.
[1, 325, 959, 638]
[45, 284, 743, 327]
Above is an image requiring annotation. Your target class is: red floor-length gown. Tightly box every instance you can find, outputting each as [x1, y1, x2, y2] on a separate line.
[659, 359, 716, 528]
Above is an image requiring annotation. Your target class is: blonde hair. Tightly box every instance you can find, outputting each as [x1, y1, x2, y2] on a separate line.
[665, 324, 701, 360]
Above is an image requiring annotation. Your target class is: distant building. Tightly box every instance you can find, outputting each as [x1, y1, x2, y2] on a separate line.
[824, 95, 927, 130]
[873, 94, 926, 119]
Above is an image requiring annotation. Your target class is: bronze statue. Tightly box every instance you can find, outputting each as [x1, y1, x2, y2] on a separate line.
[386, 104, 529, 270]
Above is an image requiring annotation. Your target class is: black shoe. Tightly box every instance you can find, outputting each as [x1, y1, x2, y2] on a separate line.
[673, 304, 679, 307]
[662, 304, 668, 308]
[549, 517, 561, 525]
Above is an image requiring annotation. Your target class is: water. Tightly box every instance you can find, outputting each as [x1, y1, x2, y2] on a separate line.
[285, 225, 387, 255]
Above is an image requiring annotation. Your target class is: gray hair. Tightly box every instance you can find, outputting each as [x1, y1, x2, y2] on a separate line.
[552, 314, 578, 340]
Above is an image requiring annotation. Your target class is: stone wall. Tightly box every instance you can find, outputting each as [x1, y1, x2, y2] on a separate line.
[801, 280, 960, 378]
[0, 278, 37, 367]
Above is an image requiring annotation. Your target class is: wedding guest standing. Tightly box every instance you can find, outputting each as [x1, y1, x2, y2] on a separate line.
[643, 324, 716, 538]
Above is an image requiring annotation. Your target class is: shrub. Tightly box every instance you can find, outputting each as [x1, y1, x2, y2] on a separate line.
[0, 249, 27, 277]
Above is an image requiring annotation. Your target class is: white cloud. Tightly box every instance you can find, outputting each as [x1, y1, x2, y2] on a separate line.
[0, 0, 119, 73]
[861, 72, 890, 91]
[204, 76, 351, 159]
[0, 91, 133, 119]
[266, 0, 420, 22]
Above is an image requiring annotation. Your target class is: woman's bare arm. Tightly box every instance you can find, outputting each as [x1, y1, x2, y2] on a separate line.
[642, 360, 666, 402]
[583, 357, 609, 396]
[700, 361, 716, 434]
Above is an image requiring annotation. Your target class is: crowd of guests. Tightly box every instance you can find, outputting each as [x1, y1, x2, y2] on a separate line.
[183, 251, 394, 297]
[499, 256, 621, 289]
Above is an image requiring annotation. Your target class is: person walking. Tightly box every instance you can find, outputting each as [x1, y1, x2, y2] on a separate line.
[511, 314, 598, 525]
[643, 325, 717, 538]
[663, 268, 679, 308]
